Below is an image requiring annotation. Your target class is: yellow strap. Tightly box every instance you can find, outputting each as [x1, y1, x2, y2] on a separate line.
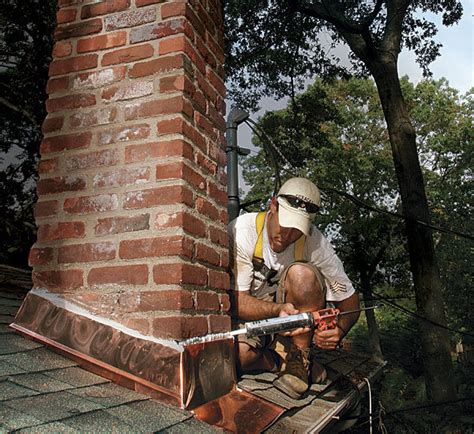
[294, 235, 306, 261]
[253, 211, 306, 261]
[254, 211, 267, 261]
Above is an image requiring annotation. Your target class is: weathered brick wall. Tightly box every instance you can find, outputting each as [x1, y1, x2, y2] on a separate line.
[29, 0, 230, 341]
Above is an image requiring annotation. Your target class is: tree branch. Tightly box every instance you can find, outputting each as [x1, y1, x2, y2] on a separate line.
[383, 0, 412, 55]
[0, 96, 38, 126]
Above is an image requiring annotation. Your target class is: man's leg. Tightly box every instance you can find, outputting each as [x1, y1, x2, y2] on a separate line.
[273, 263, 326, 398]
[237, 342, 281, 374]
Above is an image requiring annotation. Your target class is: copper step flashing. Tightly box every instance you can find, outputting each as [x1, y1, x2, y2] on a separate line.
[11, 290, 236, 410]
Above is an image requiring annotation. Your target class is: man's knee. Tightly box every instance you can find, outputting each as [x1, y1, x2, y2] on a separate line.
[284, 263, 324, 306]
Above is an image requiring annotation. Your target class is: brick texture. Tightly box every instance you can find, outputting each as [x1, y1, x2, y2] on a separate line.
[30, 0, 229, 341]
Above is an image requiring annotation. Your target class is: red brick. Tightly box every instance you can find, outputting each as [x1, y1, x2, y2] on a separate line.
[34, 201, 58, 218]
[77, 32, 127, 53]
[33, 269, 83, 291]
[69, 107, 117, 129]
[156, 161, 206, 191]
[155, 211, 206, 238]
[58, 241, 116, 263]
[64, 193, 119, 214]
[208, 269, 230, 290]
[196, 35, 217, 68]
[37, 222, 85, 241]
[208, 314, 231, 333]
[73, 66, 126, 89]
[95, 214, 150, 236]
[208, 182, 227, 207]
[128, 53, 185, 78]
[119, 235, 194, 259]
[195, 111, 216, 138]
[55, 19, 102, 40]
[37, 176, 86, 195]
[207, 101, 226, 130]
[29, 248, 54, 266]
[196, 196, 218, 220]
[153, 262, 207, 286]
[40, 132, 91, 153]
[58, 0, 79, 6]
[152, 316, 208, 340]
[38, 158, 58, 174]
[195, 243, 220, 267]
[209, 226, 227, 247]
[49, 54, 98, 76]
[117, 289, 193, 312]
[125, 140, 193, 163]
[46, 94, 96, 113]
[81, 0, 130, 19]
[102, 44, 154, 66]
[195, 291, 219, 311]
[122, 318, 151, 335]
[125, 95, 193, 120]
[46, 77, 69, 94]
[159, 34, 206, 74]
[207, 32, 225, 64]
[93, 167, 151, 188]
[98, 123, 150, 145]
[102, 81, 153, 102]
[42, 117, 64, 134]
[65, 149, 119, 171]
[159, 73, 194, 94]
[52, 41, 73, 58]
[156, 117, 207, 152]
[124, 185, 193, 209]
[196, 152, 217, 176]
[104, 8, 156, 31]
[56, 8, 77, 24]
[130, 18, 186, 44]
[219, 293, 231, 312]
[220, 249, 229, 268]
[88, 264, 148, 285]
[160, 1, 186, 18]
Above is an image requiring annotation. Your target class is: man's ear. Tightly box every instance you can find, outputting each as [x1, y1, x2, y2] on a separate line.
[269, 196, 278, 212]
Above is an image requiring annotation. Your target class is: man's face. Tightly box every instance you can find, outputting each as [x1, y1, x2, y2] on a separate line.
[267, 199, 303, 253]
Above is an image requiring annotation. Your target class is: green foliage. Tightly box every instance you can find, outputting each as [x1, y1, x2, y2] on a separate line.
[224, 0, 463, 112]
[0, 0, 57, 266]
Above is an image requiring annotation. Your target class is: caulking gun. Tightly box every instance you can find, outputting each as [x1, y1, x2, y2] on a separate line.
[181, 306, 377, 346]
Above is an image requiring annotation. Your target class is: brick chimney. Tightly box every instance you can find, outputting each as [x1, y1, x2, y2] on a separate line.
[12, 0, 234, 409]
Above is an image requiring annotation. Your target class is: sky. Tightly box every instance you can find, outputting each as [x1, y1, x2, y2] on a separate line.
[232, 1, 473, 192]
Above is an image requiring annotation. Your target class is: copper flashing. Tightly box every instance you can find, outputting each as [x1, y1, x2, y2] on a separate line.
[193, 389, 285, 433]
[11, 291, 236, 409]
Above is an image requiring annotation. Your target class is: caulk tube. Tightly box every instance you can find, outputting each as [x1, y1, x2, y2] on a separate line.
[244, 312, 314, 338]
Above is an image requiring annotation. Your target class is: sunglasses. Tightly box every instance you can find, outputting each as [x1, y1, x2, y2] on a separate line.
[279, 195, 320, 214]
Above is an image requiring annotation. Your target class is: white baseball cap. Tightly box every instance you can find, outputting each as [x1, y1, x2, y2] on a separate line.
[276, 178, 321, 235]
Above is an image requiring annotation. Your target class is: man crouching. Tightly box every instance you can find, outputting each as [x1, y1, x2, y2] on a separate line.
[228, 177, 360, 399]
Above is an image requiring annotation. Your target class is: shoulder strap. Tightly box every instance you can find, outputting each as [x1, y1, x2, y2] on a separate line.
[294, 235, 306, 261]
[253, 211, 267, 262]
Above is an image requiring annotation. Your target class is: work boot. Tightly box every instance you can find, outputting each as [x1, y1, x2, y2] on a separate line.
[273, 345, 310, 399]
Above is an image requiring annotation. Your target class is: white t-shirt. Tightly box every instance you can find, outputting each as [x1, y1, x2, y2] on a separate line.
[228, 212, 355, 302]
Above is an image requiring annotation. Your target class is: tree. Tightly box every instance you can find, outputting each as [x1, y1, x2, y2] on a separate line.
[0, 0, 56, 266]
[225, 0, 464, 402]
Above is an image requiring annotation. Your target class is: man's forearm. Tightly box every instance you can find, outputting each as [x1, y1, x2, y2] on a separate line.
[231, 290, 282, 321]
[335, 292, 360, 337]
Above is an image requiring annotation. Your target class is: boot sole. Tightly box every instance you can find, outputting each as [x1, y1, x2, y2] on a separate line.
[273, 377, 305, 400]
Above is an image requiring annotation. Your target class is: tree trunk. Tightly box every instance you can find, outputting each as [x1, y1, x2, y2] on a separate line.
[360, 276, 384, 363]
[370, 59, 456, 402]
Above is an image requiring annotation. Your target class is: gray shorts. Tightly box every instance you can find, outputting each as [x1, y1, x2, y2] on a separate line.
[237, 261, 326, 350]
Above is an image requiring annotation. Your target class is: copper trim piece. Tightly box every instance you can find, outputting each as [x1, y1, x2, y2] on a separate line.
[11, 291, 236, 409]
[193, 389, 285, 433]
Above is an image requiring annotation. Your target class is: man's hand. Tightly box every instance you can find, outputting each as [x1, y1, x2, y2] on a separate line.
[278, 303, 312, 337]
[314, 326, 344, 350]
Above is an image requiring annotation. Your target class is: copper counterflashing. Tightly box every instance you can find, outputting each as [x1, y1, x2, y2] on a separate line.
[11, 291, 236, 410]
